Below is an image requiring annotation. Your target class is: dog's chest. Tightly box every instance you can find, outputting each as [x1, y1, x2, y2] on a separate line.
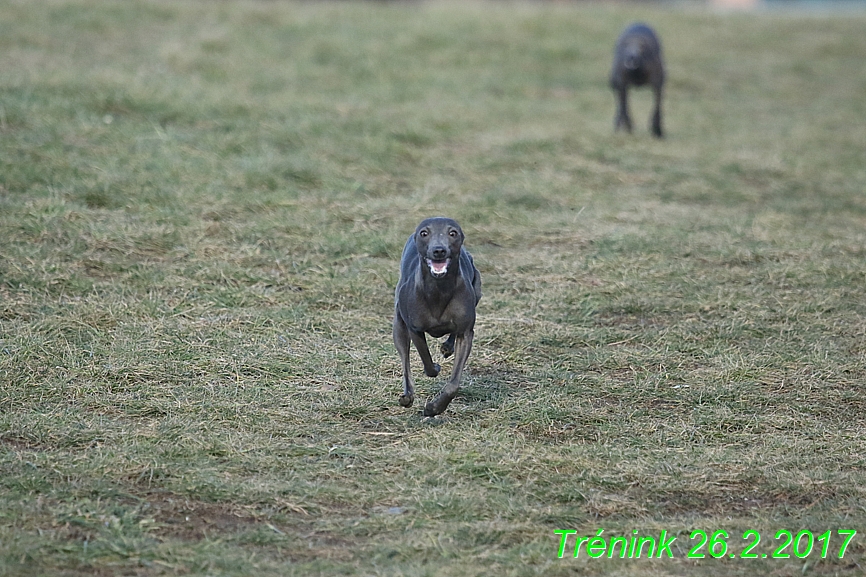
[625, 67, 649, 86]
[410, 290, 474, 337]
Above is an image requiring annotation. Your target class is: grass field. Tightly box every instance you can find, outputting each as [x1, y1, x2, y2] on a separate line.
[2, 0, 866, 575]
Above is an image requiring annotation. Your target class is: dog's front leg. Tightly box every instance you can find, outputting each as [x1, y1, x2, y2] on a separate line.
[424, 329, 473, 417]
[393, 315, 415, 407]
[650, 84, 663, 138]
[614, 86, 632, 133]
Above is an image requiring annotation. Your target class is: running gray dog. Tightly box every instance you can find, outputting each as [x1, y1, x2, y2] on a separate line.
[393, 217, 482, 417]
[610, 23, 665, 138]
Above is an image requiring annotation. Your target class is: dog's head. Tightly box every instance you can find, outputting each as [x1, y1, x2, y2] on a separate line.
[622, 40, 646, 71]
[414, 217, 464, 278]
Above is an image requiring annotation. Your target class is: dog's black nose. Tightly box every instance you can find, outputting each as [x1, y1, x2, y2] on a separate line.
[431, 246, 447, 260]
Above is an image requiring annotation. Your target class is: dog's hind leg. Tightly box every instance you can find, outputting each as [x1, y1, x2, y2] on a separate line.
[440, 334, 455, 358]
[424, 329, 473, 417]
[393, 315, 416, 407]
[408, 329, 441, 378]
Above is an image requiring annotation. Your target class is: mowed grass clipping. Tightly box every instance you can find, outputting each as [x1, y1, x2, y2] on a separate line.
[2, 1, 866, 575]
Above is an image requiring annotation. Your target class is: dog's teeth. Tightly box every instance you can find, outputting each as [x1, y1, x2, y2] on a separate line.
[427, 259, 449, 276]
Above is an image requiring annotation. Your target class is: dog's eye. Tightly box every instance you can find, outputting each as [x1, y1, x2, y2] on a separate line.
[419, 230, 428, 237]
[449, 230, 457, 237]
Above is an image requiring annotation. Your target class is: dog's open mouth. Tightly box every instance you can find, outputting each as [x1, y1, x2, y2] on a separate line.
[426, 258, 450, 277]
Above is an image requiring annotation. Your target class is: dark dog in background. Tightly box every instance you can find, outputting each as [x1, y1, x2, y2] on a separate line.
[393, 217, 481, 417]
[610, 23, 665, 138]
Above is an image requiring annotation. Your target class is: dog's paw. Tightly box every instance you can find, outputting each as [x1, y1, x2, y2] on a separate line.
[440, 342, 454, 358]
[424, 363, 441, 378]
[423, 395, 449, 417]
[423, 388, 458, 417]
[399, 393, 414, 408]
[422, 401, 441, 417]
